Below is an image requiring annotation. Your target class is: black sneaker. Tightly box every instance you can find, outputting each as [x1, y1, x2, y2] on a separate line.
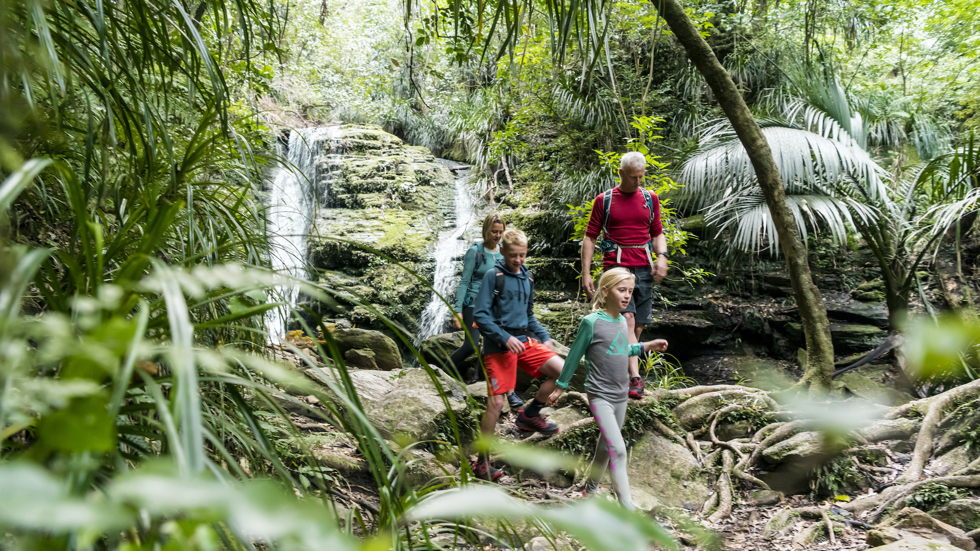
[507, 391, 524, 409]
[628, 376, 645, 400]
[515, 410, 559, 436]
[472, 459, 502, 482]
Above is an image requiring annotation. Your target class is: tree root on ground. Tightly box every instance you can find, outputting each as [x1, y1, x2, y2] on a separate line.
[894, 379, 980, 483]
[707, 450, 734, 523]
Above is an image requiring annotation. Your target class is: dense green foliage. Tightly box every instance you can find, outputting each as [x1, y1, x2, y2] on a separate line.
[2, 0, 980, 547]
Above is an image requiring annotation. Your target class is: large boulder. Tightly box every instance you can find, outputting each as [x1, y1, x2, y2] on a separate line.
[932, 499, 980, 534]
[329, 328, 402, 370]
[867, 508, 976, 551]
[627, 432, 712, 510]
[332, 368, 470, 442]
[866, 538, 965, 551]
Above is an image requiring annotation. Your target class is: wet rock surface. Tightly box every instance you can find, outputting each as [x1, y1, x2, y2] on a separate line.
[304, 124, 456, 336]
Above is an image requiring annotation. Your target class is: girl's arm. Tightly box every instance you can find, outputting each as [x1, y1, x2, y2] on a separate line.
[454, 245, 477, 313]
[556, 318, 594, 390]
[629, 338, 668, 356]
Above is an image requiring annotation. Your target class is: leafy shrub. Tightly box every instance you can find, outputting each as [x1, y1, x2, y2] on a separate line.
[906, 483, 970, 511]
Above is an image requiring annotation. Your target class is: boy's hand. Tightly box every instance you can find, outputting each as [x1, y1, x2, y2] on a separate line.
[547, 388, 564, 406]
[506, 336, 526, 354]
[647, 339, 668, 352]
[452, 314, 462, 330]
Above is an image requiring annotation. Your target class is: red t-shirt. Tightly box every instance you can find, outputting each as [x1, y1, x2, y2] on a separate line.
[585, 187, 664, 268]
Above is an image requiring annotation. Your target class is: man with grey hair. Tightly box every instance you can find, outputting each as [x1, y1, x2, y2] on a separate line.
[580, 151, 668, 399]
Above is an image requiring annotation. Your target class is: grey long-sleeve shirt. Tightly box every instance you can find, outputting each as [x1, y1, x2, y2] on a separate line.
[556, 311, 643, 403]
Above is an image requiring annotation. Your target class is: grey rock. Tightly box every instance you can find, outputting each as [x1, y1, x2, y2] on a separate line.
[932, 499, 980, 534]
[330, 328, 402, 371]
[866, 537, 964, 551]
[868, 507, 976, 551]
[841, 371, 915, 406]
[627, 432, 712, 509]
[344, 348, 378, 370]
[762, 431, 826, 464]
[329, 368, 469, 442]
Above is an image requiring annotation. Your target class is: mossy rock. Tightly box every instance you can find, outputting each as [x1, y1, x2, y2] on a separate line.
[932, 499, 980, 533]
[627, 432, 712, 509]
[784, 322, 886, 354]
[329, 328, 402, 371]
[309, 207, 440, 268]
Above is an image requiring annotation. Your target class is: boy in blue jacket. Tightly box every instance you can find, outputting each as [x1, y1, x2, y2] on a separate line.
[472, 229, 564, 480]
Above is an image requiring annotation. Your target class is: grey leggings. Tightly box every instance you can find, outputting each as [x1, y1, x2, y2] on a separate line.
[588, 395, 633, 510]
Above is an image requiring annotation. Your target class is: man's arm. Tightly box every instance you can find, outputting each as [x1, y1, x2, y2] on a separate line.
[581, 234, 597, 298]
[652, 232, 667, 282]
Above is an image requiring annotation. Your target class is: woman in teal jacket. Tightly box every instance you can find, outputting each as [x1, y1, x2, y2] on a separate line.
[450, 213, 505, 377]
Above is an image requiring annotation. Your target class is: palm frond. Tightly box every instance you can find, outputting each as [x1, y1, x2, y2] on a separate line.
[679, 123, 888, 209]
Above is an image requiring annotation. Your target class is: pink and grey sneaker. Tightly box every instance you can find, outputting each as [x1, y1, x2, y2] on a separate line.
[472, 459, 502, 482]
[628, 376, 645, 400]
[515, 410, 559, 436]
[582, 480, 600, 497]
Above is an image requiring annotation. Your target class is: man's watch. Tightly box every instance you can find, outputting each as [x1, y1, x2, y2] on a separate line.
[656, 252, 669, 258]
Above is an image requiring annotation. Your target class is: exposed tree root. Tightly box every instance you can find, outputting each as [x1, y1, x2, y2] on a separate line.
[741, 419, 809, 471]
[707, 450, 734, 523]
[731, 467, 769, 490]
[686, 433, 704, 464]
[896, 379, 980, 483]
[708, 405, 748, 461]
[820, 504, 836, 545]
[651, 418, 686, 446]
[866, 474, 980, 522]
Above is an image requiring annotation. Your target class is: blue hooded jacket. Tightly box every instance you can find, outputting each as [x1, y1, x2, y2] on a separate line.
[472, 258, 551, 355]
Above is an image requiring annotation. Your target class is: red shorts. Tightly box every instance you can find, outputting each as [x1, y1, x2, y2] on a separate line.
[483, 339, 559, 395]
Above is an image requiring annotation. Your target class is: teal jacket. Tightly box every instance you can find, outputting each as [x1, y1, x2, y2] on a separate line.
[454, 242, 502, 313]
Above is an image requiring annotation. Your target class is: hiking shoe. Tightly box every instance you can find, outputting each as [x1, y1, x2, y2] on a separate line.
[582, 480, 600, 497]
[507, 391, 524, 409]
[628, 377, 645, 400]
[516, 410, 559, 436]
[472, 459, 502, 482]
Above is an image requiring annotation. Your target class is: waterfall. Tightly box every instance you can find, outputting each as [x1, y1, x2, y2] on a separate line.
[265, 126, 341, 342]
[415, 165, 478, 343]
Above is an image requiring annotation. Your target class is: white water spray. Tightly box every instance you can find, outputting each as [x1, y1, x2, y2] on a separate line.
[415, 166, 478, 343]
[265, 126, 341, 342]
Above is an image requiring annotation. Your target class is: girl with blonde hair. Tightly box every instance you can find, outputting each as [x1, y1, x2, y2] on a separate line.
[549, 267, 668, 508]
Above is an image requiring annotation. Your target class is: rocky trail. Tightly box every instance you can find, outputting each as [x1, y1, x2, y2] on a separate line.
[266, 333, 980, 551]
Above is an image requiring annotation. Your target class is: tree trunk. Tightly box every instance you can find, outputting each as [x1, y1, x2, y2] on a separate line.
[649, 0, 836, 391]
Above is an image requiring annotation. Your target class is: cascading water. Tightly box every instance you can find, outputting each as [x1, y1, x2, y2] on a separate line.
[265, 126, 342, 342]
[415, 165, 478, 343]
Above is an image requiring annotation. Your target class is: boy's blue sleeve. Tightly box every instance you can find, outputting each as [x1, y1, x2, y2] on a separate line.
[557, 318, 592, 389]
[455, 245, 476, 313]
[473, 269, 511, 346]
[628, 343, 645, 357]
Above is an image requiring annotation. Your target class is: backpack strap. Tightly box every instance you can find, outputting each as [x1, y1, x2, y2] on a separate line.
[492, 271, 505, 319]
[641, 188, 655, 225]
[600, 189, 613, 237]
[473, 241, 485, 268]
